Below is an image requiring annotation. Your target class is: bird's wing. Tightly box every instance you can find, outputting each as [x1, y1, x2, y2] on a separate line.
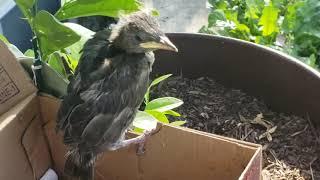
[79, 107, 135, 152]
[57, 28, 123, 130]
[74, 28, 112, 78]
[62, 54, 151, 149]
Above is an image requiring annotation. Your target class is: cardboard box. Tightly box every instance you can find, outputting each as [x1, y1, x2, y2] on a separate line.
[0, 40, 262, 180]
[0, 42, 37, 115]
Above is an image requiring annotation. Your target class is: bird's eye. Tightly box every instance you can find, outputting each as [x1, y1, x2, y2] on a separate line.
[135, 35, 143, 42]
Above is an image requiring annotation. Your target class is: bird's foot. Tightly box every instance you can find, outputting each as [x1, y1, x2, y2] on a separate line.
[107, 128, 156, 154]
[136, 129, 154, 155]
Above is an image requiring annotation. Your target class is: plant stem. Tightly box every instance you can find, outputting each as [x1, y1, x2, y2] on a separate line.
[30, 1, 43, 89]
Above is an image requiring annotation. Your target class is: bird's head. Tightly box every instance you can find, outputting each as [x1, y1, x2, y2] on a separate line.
[109, 11, 178, 53]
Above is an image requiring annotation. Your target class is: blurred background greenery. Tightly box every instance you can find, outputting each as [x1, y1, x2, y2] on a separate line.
[200, 0, 320, 70]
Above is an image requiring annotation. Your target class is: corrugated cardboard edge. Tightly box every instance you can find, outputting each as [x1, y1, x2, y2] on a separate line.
[0, 41, 37, 115]
[240, 147, 262, 180]
[171, 125, 263, 179]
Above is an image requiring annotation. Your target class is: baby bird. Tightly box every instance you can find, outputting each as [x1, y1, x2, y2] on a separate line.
[56, 11, 178, 180]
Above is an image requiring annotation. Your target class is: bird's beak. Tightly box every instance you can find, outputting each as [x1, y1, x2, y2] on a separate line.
[140, 36, 178, 52]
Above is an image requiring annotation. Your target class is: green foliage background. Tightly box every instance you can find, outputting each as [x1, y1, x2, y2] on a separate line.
[200, 0, 320, 69]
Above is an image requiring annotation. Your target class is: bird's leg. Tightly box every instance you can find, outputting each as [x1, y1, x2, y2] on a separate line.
[136, 129, 153, 155]
[107, 129, 155, 155]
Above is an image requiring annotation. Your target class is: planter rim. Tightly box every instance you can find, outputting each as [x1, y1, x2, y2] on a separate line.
[165, 32, 320, 79]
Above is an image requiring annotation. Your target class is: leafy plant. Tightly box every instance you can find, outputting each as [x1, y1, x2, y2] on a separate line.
[200, 0, 320, 69]
[6, 0, 182, 133]
[15, 0, 143, 84]
[55, 0, 142, 20]
[133, 74, 185, 133]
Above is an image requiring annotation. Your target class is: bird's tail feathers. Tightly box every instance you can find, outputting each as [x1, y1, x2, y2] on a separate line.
[64, 148, 95, 180]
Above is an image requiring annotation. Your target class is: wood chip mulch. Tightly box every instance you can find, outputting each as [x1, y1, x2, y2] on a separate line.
[152, 76, 320, 180]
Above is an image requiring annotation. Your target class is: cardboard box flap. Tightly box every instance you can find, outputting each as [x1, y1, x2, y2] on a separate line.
[0, 94, 37, 180]
[0, 41, 37, 115]
[22, 115, 52, 179]
[39, 95, 262, 180]
[95, 125, 260, 180]
[179, 124, 262, 179]
[44, 120, 261, 180]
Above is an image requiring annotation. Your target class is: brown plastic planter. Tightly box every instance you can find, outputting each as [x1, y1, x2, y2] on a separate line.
[154, 33, 320, 127]
[0, 41, 262, 180]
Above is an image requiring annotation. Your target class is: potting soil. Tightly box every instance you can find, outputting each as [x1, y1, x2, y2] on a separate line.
[152, 76, 320, 180]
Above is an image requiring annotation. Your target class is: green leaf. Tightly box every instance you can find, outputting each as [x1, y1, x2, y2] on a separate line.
[208, 9, 226, 27]
[294, 33, 320, 56]
[63, 22, 95, 70]
[14, 0, 35, 19]
[41, 61, 69, 97]
[24, 49, 35, 57]
[164, 110, 181, 117]
[48, 52, 67, 79]
[145, 110, 169, 124]
[225, 10, 238, 22]
[294, 0, 320, 34]
[307, 54, 317, 68]
[245, 0, 264, 19]
[145, 97, 183, 112]
[63, 54, 78, 72]
[15, 0, 35, 9]
[235, 23, 250, 33]
[0, 34, 10, 44]
[47, 52, 68, 79]
[208, 0, 228, 10]
[170, 121, 186, 126]
[133, 127, 144, 134]
[150, 74, 172, 88]
[55, 0, 142, 20]
[18, 57, 68, 97]
[63, 22, 94, 41]
[224, 9, 251, 40]
[259, 4, 280, 36]
[133, 111, 158, 131]
[293, 0, 320, 58]
[282, 2, 303, 34]
[144, 74, 172, 103]
[34, 11, 81, 59]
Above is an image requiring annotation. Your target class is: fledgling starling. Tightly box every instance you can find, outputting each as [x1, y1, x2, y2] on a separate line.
[56, 11, 178, 180]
